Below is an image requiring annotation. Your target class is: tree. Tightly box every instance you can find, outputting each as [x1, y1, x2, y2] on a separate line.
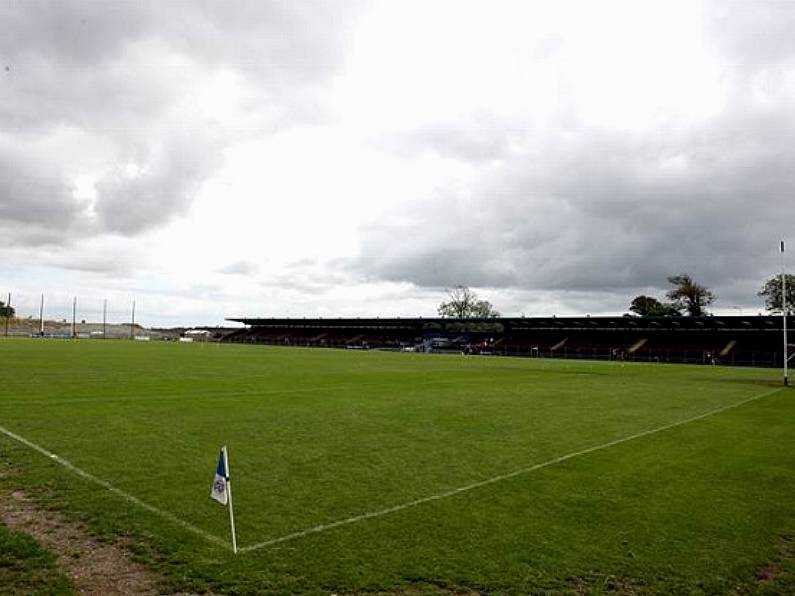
[628, 295, 681, 317]
[0, 300, 14, 318]
[665, 274, 715, 316]
[758, 274, 795, 315]
[437, 286, 499, 319]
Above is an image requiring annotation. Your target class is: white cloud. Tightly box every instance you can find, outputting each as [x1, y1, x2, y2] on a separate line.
[2, 0, 795, 325]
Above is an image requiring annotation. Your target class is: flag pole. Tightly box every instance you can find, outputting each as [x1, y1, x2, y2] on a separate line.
[223, 446, 238, 554]
[783, 240, 789, 387]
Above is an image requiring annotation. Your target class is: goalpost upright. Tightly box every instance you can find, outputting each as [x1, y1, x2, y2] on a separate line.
[783, 240, 789, 387]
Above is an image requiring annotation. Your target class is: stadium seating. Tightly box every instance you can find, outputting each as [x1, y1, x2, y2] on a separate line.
[222, 316, 789, 368]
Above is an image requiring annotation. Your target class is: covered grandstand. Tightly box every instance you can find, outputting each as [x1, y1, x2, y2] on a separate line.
[224, 315, 792, 368]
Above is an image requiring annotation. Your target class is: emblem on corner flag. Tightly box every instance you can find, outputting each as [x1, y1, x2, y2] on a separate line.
[211, 448, 229, 506]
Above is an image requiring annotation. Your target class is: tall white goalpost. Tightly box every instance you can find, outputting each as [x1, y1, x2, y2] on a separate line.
[783, 240, 789, 387]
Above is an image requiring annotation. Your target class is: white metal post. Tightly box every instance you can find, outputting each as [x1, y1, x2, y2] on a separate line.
[223, 446, 238, 554]
[39, 294, 44, 336]
[783, 240, 788, 386]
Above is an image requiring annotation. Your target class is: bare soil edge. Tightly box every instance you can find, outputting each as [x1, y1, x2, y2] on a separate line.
[0, 489, 163, 596]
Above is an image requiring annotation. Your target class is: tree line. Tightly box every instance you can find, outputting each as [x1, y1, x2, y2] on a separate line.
[629, 274, 715, 317]
[629, 273, 795, 317]
[438, 273, 795, 319]
[0, 300, 14, 318]
[1, 275, 791, 323]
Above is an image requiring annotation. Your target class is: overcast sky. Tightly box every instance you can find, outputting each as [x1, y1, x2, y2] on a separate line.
[2, 0, 794, 327]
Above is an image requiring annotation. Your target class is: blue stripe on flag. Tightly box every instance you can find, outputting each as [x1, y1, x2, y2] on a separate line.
[216, 449, 227, 478]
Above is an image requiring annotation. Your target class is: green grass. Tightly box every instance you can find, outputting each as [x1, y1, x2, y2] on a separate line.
[0, 523, 74, 595]
[1, 338, 794, 594]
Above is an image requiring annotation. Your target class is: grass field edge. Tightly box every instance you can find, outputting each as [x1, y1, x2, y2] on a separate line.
[0, 421, 231, 551]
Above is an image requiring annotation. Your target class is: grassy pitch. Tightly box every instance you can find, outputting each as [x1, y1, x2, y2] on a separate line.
[1, 338, 794, 594]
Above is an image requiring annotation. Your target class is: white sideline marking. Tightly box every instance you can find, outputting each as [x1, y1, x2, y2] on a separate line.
[0, 423, 229, 550]
[240, 387, 783, 553]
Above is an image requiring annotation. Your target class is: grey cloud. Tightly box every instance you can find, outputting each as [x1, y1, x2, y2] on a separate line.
[0, 1, 363, 246]
[348, 2, 795, 313]
[0, 224, 68, 248]
[1, 2, 147, 68]
[705, 0, 795, 72]
[93, 130, 220, 234]
[374, 114, 525, 162]
[1, 2, 360, 129]
[352, 97, 795, 311]
[0, 142, 85, 247]
[218, 260, 260, 276]
[188, 282, 224, 298]
[47, 253, 137, 275]
[0, 145, 76, 226]
[259, 262, 354, 294]
[1, 239, 144, 275]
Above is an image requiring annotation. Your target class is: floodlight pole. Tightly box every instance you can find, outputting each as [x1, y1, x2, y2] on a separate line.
[783, 240, 789, 387]
[72, 296, 77, 339]
[102, 299, 107, 339]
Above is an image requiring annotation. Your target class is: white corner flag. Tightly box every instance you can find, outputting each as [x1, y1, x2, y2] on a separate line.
[210, 446, 238, 553]
[211, 448, 229, 505]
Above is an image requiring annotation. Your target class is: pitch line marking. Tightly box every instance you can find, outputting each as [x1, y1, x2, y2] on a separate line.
[240, 387, 783, 553]
[0, 423, 229, 550]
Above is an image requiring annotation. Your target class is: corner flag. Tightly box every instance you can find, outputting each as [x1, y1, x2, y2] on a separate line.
[211, 448, 229, 505]
[210, 446, 238, 553]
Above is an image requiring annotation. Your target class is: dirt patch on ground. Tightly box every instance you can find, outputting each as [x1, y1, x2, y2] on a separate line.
[756, 561, 782, 583]
[752, 534, 795, 589]
[0, 489, 161, 595]
[569, 573, 649, 595]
